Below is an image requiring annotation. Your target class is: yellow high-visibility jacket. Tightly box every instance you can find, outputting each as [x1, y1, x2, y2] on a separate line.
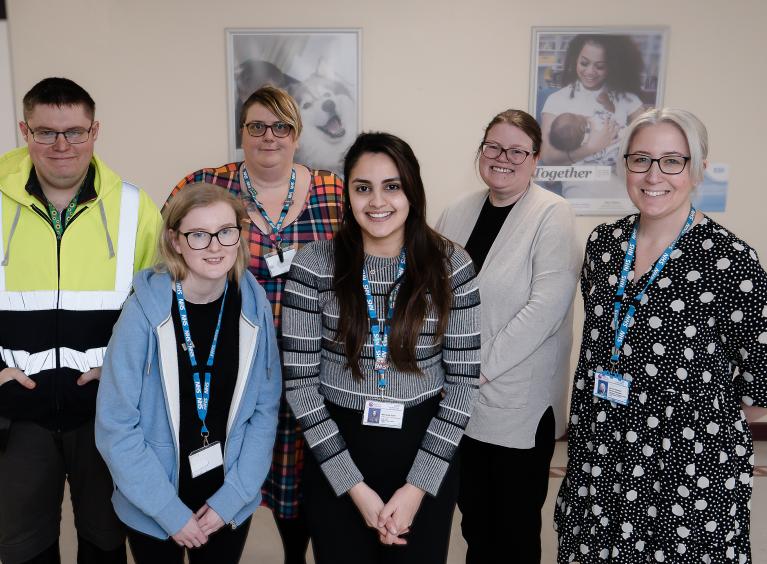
[0, 147, 162, 430]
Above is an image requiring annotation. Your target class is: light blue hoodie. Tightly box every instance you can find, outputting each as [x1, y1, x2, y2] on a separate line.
[95, 268, 281, 539]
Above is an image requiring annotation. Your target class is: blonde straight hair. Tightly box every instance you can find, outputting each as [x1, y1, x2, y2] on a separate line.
[157, 183, 250, 282]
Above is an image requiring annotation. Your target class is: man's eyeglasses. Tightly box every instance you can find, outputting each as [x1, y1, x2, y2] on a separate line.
[24, 123, 94, 145]
[480, 142, 533, 165]
[243, 121, 293, 138]
[624, 153, 690, 175]
[180, 227, 241, 250]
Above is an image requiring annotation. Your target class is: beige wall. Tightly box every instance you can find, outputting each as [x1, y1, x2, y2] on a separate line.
[0, 19, 16, 154]
[6, 0, 767, 416]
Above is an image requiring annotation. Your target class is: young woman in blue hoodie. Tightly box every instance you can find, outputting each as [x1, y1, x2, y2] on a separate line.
[95, 183, 281, 563]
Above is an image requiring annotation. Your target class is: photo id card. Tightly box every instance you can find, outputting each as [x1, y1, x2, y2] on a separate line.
[188, 441, 224, 478]
[265, 246, 297, 277]
[593, 371, 630, 406]
[362, 399, 404, 429]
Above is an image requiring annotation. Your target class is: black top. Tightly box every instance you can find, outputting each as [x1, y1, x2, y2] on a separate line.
[171, 285, 241, 511]
[464, 196, 515, 271]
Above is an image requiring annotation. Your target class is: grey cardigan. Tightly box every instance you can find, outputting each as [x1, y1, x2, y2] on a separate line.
[436, 183, 579, 448]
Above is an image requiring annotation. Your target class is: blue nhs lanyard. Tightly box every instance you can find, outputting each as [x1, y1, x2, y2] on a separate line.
[175, 280, 228, 444]
[241, 164, 296, 261]
[610, 207, 696, 366]
[362, 249, 406, 391]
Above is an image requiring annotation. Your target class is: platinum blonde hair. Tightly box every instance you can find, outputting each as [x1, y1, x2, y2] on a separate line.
[618, 107, 708, 185]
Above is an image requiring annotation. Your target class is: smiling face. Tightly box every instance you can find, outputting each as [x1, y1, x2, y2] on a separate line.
[20, 103, 98, 192]
[348, 152, 410, 257]
[479, 122, 539, 205]
[626, 122, 697, 223]
[241, 103, 298, 171]
[171, 201, 241, 288]
[576, 41, 608, 91]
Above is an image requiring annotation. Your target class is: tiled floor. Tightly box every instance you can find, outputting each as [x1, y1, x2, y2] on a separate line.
[51, 442, 767, 563]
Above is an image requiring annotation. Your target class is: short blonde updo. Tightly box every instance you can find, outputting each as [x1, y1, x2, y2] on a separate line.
[239, 85, 303, 138]
[158, 183, 250, 282]
[619, 107, 709, 185]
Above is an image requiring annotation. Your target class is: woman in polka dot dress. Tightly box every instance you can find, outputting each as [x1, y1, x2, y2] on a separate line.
[555, 108, 767, 563]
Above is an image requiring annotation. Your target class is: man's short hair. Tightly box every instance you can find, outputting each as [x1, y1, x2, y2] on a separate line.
[22, 77, 96, 120]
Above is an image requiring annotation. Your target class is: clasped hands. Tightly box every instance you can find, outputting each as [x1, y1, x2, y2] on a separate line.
[171, 504, 225, 548]
[349, 482, 425, 546]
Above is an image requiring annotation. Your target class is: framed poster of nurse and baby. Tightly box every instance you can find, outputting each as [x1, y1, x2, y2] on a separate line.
[530, 27, 730, 216]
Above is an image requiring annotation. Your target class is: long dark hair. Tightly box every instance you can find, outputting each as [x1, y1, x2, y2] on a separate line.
[562, 34, 644, 97]
[334, 132, 454, 379]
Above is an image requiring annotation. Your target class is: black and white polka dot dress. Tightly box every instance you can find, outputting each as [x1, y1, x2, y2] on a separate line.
[555, 214, 767, 563]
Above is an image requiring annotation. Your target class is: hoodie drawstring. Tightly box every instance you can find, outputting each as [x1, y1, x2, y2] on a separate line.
[146, 326, 154, 375]
[1, 204, 22, 267]
[98, 200, 115, 259]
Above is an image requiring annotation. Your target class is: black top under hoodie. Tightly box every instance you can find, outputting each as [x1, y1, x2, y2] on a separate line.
[171, 285, 240, 511]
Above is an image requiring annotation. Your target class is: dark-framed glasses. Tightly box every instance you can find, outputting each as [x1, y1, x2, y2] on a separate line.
[243, 121, 293, 138]
[181, 226, 241, 250]
[480, 142, 532, 165]
[25, 122, 94, 145]
[624, 153, 690, 175]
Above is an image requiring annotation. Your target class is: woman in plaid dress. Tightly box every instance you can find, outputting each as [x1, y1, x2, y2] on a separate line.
[166, 86, 343, 564]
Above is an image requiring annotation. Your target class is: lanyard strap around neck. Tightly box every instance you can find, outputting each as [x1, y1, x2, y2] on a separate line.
[610, 207, 696, 365]
[241, 164, 296, 255]
[175, 280, 228, 440]
[48, 190, 81, 239]
[362, 249, 407, 391]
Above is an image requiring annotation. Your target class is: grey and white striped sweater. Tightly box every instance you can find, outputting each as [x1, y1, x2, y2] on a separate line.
[282, 239, 481, 497]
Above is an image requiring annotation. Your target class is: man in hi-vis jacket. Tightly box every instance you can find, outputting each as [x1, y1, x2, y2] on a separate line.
[0, 77, 161, 564]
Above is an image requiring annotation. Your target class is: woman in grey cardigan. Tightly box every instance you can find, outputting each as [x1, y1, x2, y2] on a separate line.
[436, 109, 580, 563]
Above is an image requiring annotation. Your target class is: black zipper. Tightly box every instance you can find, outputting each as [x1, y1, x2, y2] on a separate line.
[54, 235, 62, 430]
[31, 204, 88, 431]
[30, 204, 51, 223]
[32, 205, 62, 428]
[67, 207, 87, 225]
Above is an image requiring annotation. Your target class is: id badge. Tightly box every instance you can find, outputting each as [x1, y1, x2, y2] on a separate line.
[362, 399, 404, 429]
[265, 246, 297, 277]
[593, 371, 630, 406]
[188, 441, 224, 478]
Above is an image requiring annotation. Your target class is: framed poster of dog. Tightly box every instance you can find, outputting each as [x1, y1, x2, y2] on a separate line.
[227, 28, 361, 176]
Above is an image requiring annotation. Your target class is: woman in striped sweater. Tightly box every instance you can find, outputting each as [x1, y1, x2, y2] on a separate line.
[282, 132, 481, 563]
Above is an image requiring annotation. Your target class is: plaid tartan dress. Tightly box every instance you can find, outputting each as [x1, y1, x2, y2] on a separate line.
[167, 162, 344, 518]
